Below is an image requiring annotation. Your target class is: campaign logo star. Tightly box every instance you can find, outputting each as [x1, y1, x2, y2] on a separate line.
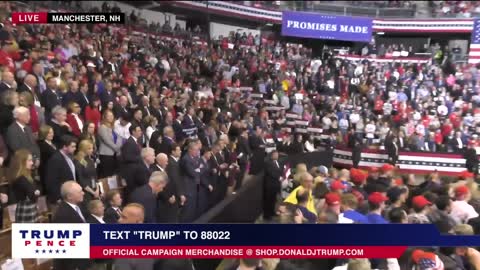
[62, 250, 67, 254]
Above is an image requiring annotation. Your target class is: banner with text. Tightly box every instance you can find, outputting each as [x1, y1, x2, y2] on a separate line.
[281, 11, 373, 42]
[12, 223, 480, 259]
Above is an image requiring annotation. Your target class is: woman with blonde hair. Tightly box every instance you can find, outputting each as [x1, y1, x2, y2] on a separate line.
[75, 140, 99, 204]
[8, 149, 40, 223]
[98, 110, 122, 178]
[37, 125, 56, 193]
[143, 115, 158, 147]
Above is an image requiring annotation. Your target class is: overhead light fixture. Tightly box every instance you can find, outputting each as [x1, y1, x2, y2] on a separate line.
[377, 32, 385, 35]
[266, 23, 273, 26]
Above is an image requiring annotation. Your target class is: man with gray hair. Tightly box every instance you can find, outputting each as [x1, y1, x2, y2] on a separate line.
[129, 171, 168, 223]
[0, 71, 15, 93]
[6, 106, 40, 158]
[18, 74, 40, 106]
[52, 181, 91, 270]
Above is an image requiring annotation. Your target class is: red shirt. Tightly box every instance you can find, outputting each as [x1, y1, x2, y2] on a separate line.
[441, 124, 453, 137]
[0, 50, 15, 73]
[84, 107, 101, 130]
[434, 133, 443, 144]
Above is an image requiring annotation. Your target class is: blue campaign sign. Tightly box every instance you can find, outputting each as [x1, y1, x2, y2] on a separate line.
[281, 11, 373, 42]
[90, 224, 480, 247]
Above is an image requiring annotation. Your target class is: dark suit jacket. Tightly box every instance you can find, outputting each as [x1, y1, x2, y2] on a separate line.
[264, 159, 282, 190]
[48, 120, 73, 148]
[104, 206, 121, 224]
[40, 88, 61, 118]
[124, 162, 152, 192]
[180, 154, 201, 196]
[52, 201, 85, 223]
[149, 130, 163, 155]
[17, 83, 40, 104]
[0, 82, 12, 94]
[100, 90, 116, 107]
[172, 120, 184, 141]
[113, 104, 131, 119]
[151, 107, 165, 126]
[167, 156, 184, 196]
[237, 136, 252, 165]
[5, 122, 40, 158]
[45, 151, 77, 203]
[129, 184, 157, 223]
[158, 136, 174, 155]
[86, 214, 104, 224]
[62, 90, 88, 111]
[52, 201, 90, 270]
[121, 137, 142, 164]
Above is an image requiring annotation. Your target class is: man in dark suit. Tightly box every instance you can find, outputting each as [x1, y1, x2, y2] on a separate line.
[100, 81, 116, 108]
[465, 142, 479, 174]
[113, 95, 131, 119]
[17, 74, 40, 106]
[164, 144, 185, 222]
[235, 129, 252, 190]
[52, 181, 91, 270]
[0, 71, 14, 94]
[62, 80, 87, 111]
[124, 147, 155, 193]
[45, 135, 78, 206]
[173, 113, 185, 142]
[211, 142, 229, 205]
[263, 150, 283, 221]
[40, 77, 62, 119]
[198, 149, 214, 216]
[249, 127, 267, 175]
[152, 153, 176, 223]
[120, 124, 143, 165]
[104, 190, 123, 224]
[157, 126, 175, 155]
[85, 199, 106, 224]
[6, 106, 41, 159]
[179, 141, 202, 223]
[139, 95, 152, 117]
[182, 107, 198, 139]
[129, 171, 168, 223]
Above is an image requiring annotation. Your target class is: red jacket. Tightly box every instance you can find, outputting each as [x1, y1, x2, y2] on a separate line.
[84, 106, 101, 130]
[66, 113, 84, 137]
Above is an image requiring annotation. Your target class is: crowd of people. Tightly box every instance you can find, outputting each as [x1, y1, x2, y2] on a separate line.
[1, 0, 480, 270]
[431, 0, 480, 18]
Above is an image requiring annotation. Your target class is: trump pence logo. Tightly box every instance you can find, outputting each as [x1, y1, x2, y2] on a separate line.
[12, 223, 90, 258]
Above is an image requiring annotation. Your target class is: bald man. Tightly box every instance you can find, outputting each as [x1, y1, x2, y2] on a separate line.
[0, 71, 14, 93]
[115, 203, 155, 270]
[118, 203, 145, 224]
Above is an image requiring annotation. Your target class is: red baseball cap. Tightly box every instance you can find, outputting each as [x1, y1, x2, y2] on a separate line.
[455, 185, 469, 197]
[325, 192, 341, 206]
[412, 195, 432, 208]
[368, 192, 388, 204]
[459, 170, 474, 179]
[381, 164, 395, 172]
[330, 180, 346, 191]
